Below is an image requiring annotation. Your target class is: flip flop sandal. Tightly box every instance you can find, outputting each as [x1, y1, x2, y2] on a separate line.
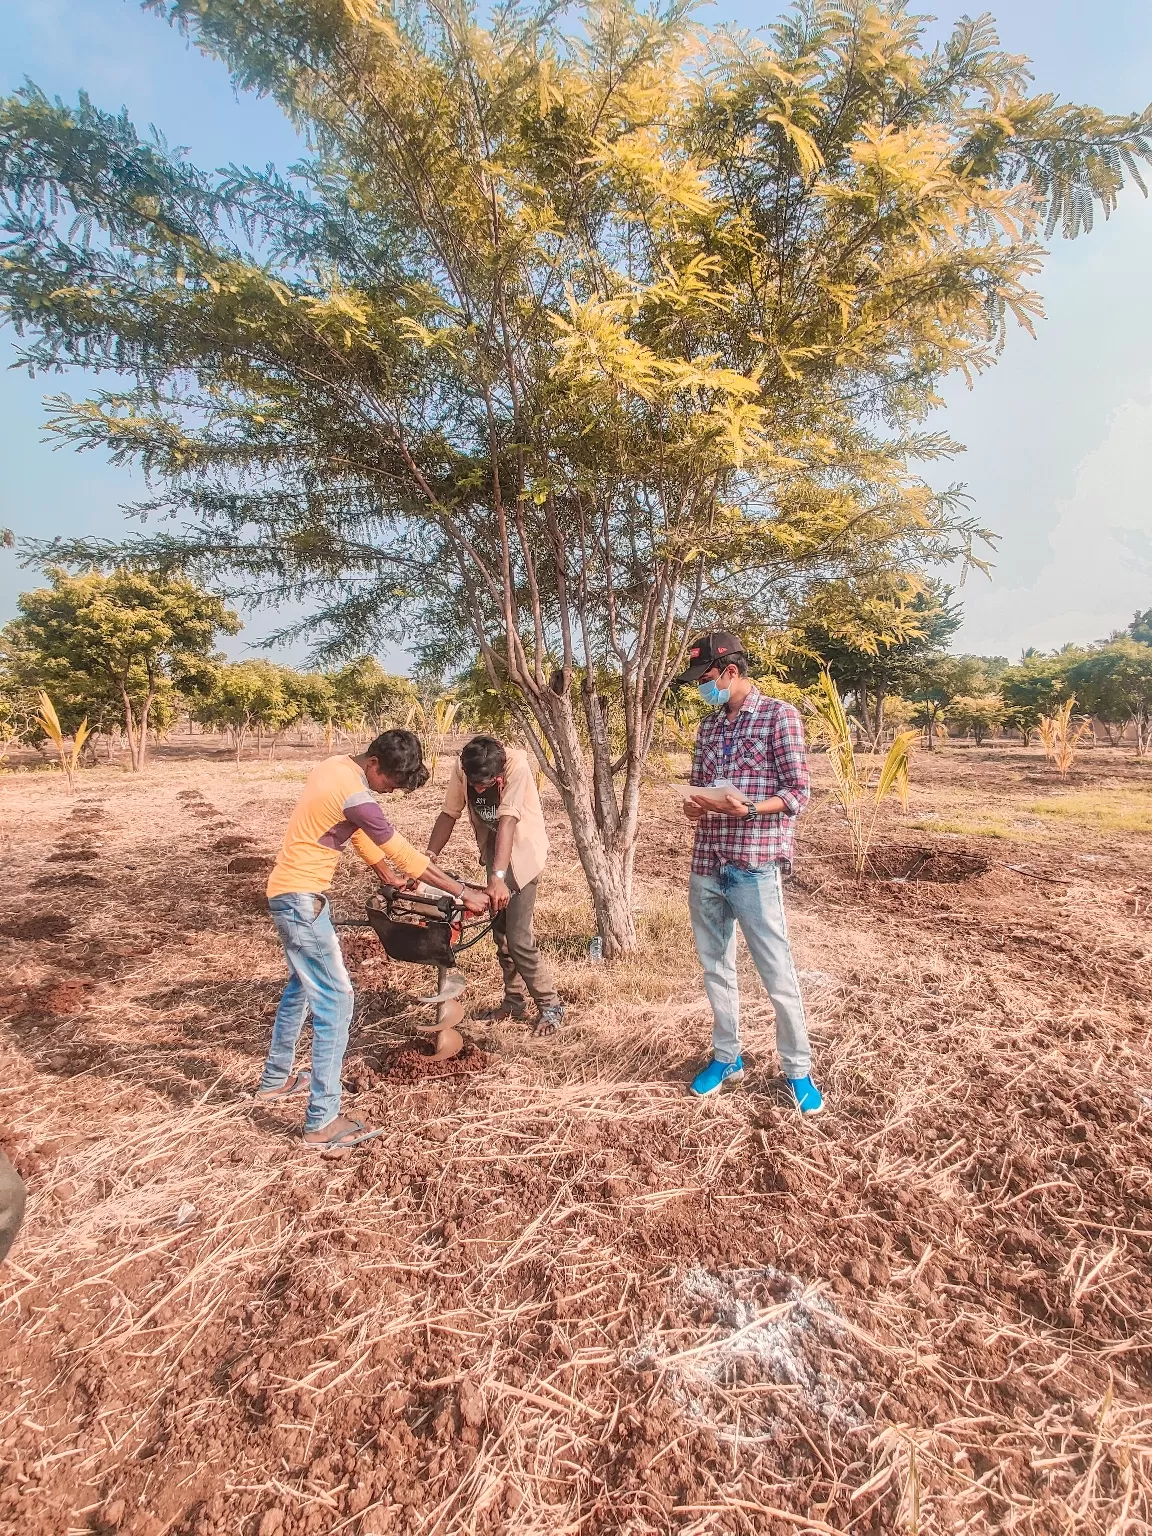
[256, 1069, 311, 1102]
[304, 1119, 387, 1158]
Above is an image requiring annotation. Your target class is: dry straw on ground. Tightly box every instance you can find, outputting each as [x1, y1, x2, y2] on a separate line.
[1, 742, 1151, 1535]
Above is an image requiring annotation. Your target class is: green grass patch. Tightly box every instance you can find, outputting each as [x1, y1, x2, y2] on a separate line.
[908, 816, 1019, 839]
[1027, 789, 1152, 834]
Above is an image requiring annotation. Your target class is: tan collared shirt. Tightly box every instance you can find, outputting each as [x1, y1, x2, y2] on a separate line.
[442, 747, 549, 889]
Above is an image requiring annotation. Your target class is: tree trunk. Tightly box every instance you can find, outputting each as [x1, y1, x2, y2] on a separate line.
[138, 689, 156, 772]
[120, 688, 142, 772]
[559, 779, 638, 955]
[1136, 710, 1151, 758]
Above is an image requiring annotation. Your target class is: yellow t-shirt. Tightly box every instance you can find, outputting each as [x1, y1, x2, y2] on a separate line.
[266, 755, 429, 899]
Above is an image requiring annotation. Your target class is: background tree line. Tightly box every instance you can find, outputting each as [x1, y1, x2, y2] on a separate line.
[4, 566, 1151, 774]
[0, 567, 427, 768]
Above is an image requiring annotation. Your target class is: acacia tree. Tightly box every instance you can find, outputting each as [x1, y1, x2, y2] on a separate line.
[195, 658, 297, 760]
[997, 648, 1078, 742]
[948, 693, 1005, 744]
[1066, 641, 1152, 755]
[0, 568, 240, 770]
[2, 2, 1149, 948]
[788, 576, 962, 743]
[906, 653, 987, 747]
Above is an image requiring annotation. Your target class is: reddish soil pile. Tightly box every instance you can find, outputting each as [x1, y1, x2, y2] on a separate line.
[377, 1040, 489, 1084]
[37, 978, 93, 1016]
[212, 835, 257, 852]
[227, 855, 273, 874]
[46, 849, 99, 864]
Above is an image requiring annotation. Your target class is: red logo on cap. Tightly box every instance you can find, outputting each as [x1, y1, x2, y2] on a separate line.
[690, 647, 699, 657]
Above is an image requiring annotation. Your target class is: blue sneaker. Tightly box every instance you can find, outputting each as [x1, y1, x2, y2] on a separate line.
[689, 1056, 744, 1098]
[786, 1076, 824, 1115]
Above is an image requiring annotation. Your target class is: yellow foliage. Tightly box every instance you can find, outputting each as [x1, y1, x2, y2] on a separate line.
[36, 690, 90, 793]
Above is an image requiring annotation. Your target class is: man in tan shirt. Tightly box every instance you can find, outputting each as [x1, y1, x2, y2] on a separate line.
[427, 736, 564, 1036]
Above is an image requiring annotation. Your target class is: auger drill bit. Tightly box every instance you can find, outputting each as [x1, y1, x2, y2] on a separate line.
[412, 993, 466, 1061]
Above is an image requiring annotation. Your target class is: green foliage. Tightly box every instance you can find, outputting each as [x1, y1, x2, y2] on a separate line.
[2, 0, 1147, 939]
[326, 658, 417, 737]
[948, 693, 1005, 744]
[788, 577, 962, 741]
[0, 567, 240, 770]
[1128, 609, 1152, 647]
[193, 659, 298, 759]
[997, 651, 1079, 740]
[905, 653, 992, 746]
[1065, 641, 1152, 755]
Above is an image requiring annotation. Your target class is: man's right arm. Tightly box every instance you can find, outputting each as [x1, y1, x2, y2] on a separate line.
[428, 757, 466, 857]
[426, 809, 457, 859]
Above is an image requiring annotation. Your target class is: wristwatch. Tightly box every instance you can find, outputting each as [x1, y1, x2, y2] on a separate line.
[493, 868, 507, 880]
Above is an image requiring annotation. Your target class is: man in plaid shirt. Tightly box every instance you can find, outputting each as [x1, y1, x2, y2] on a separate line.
[677, 632, 823, 1113]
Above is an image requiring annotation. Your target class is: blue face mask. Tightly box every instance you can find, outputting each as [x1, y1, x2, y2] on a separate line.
[698, 677, 730, 707]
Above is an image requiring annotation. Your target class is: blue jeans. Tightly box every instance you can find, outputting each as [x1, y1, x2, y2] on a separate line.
[688, 864, 811, 1077]
[263, 893, 354, 1133]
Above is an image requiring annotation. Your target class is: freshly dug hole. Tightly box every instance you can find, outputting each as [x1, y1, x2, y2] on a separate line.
[866, 846, 989, 883]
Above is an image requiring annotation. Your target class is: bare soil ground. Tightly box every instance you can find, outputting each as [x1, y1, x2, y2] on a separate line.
[1, 744, 1151, 1536]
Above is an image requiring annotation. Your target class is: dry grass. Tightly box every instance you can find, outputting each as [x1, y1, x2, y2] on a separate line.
[2, 744, 1151, 1536]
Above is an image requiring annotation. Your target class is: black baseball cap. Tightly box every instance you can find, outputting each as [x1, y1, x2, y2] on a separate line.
[674, 631, 747, 685]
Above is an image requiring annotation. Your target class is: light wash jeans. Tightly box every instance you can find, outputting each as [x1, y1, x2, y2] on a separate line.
[262, 893, 354, 1133]
[688, 864, 811, 1077]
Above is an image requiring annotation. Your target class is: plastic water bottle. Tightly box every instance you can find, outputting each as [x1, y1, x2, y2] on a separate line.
[587, 936, 604, 963]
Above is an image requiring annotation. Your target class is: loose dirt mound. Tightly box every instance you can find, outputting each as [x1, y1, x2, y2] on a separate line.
[36, 978, 94, 1016]
[46, 849, 99, 864]
[376, 1040, 490, 1084]
[226, 854, 273, 874]
[212, 835, 257, 852]
[0, 913, 73, 941]
[29, 873, 102, 890]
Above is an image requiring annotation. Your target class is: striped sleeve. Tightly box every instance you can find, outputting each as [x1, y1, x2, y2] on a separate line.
[771, 703, 810, 816]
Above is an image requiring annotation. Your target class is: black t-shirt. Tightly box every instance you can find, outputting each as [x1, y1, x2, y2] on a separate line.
[467, 782, 502, 830]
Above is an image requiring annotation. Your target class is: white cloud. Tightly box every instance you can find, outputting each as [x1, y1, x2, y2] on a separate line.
[955, 388, 1152, 657]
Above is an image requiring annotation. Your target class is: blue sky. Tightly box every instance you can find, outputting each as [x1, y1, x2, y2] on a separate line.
[2, 0, 1151, 665]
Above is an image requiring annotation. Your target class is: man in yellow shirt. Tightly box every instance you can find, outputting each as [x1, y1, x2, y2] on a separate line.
[260, 729, 487, 1152]
[426, 735, 564, 1036]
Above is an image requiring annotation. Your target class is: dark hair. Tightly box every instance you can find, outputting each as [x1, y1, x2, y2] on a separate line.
[460, 735, 507, 784]
[366, 729, 429, 791]
[724, 653, 751, 677]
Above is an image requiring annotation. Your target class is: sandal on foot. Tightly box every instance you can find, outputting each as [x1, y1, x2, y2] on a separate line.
[304, 1119, 385, 1157]
[533, 1005, 566, 1038]
[256, 1069, 310, 1102]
